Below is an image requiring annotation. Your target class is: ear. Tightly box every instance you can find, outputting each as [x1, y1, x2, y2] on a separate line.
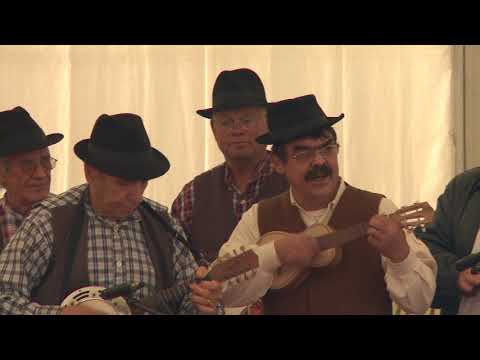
[272, 153, 286, 175]
[84, 163, 93, 183]
[210, 119, 216, 134]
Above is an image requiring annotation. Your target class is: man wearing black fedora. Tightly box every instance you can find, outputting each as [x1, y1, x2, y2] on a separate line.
[213, 94, 437, 315]
[171, 68, 288, 265]
[0, 113, 221, 315]
[0, 106, 63, 251]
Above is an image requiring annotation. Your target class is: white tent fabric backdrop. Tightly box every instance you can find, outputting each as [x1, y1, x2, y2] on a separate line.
[0, 45, 459, 211]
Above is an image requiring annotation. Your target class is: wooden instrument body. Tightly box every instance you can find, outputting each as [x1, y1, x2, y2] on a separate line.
[257, 224, 341, 289]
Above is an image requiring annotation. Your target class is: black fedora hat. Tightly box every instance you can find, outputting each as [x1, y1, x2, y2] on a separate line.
[0, 106, 63, 157]
[74, 113, 170, 181]
[256, 94, 344, 145]
[197, 68, 269, 119]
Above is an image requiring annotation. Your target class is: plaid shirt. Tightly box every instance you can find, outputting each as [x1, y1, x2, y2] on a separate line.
[0, 196, 25, 250]
[171, 152, 276, 239]
[0, 184, 199, 315]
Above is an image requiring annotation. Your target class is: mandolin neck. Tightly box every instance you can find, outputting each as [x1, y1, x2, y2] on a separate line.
[314, 222, 369, 250]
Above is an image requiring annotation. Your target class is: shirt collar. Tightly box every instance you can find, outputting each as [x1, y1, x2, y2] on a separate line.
[289, 178, 346, 213]
[0, 195, 27, 222]
[223, 151, 274, 188]
[82, 188, 141, 225]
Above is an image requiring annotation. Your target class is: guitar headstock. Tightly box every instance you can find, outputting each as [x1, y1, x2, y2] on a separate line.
[392, 202, 435, 231]
[206, 246, 259, 287]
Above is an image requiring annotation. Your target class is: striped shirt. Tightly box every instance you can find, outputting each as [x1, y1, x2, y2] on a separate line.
[0, 184, 199, 315]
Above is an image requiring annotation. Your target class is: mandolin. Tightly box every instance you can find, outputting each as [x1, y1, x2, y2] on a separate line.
[257, 202, 434, 289]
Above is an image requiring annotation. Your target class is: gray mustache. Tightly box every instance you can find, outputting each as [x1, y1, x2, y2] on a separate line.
[305, 165, 332, 181]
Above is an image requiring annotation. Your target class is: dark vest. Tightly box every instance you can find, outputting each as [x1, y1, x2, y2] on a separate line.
[0, 230, 4, 252]
[191, 163, 288, 262]
[31, 200, 175, 306]
[258, 184, 392, 315]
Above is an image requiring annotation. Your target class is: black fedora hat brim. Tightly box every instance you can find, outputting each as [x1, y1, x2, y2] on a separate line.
[0, 132, 64, 158]
[256, 115, 344, 145]
[196, 108, 213, 119]
[74, 139, 170, 181]
[197, 99, 270, 119]
[46, 133, 64, 147]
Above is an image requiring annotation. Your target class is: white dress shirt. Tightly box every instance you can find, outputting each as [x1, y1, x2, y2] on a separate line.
[219, 179, 437, 314]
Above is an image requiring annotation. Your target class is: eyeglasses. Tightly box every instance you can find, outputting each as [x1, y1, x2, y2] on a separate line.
[291, 143, 339, 163]
[215, 117, 258, 130]
[15, 156, 58, 175]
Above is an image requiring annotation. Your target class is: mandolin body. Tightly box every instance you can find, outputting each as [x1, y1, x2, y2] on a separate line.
[257, 223, 342, 289]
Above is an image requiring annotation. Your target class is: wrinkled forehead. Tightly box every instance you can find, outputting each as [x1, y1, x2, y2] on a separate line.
[6, 147, 50, 162]
[287, 135, 335, 150]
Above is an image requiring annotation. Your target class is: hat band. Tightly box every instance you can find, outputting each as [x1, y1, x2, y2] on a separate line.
[213, 93, 267, 109]
[0, 131, 48, 157]
[88, 142, 153, 163]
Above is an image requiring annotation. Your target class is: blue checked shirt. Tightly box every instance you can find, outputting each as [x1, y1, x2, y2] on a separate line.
[0, 184, 199, 315]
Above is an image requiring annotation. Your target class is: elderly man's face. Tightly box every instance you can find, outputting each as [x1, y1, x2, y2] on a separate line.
[273, 136, 340, 210]
[0, 148, 53, 212]
[85, 165, 148, 220]
[211, 106, 268, 162]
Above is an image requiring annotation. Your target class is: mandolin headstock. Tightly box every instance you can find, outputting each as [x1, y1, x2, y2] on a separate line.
[392, 202, 435, 231]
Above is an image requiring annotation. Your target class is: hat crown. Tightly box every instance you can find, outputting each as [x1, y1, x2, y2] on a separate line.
[267, 94, 328, 132]
[90, 113, 151, 153]
[0, 106, 46, 141]
[213, 68, 266, 101]
[256, 94, 344, 145]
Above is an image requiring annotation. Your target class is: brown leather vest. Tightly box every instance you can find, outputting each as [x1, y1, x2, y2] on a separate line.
[191, 163, 288, 262]
[31, 201, 175, 306]
[258, 184, 392, 315]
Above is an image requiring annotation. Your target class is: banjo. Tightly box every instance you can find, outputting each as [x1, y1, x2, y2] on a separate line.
[60, 246, 261, 315]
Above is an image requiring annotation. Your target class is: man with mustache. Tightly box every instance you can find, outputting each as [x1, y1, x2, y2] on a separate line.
[194, 94, 437, 314]
[0, 113, 220, 315]
[0, 106, 63, 251]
